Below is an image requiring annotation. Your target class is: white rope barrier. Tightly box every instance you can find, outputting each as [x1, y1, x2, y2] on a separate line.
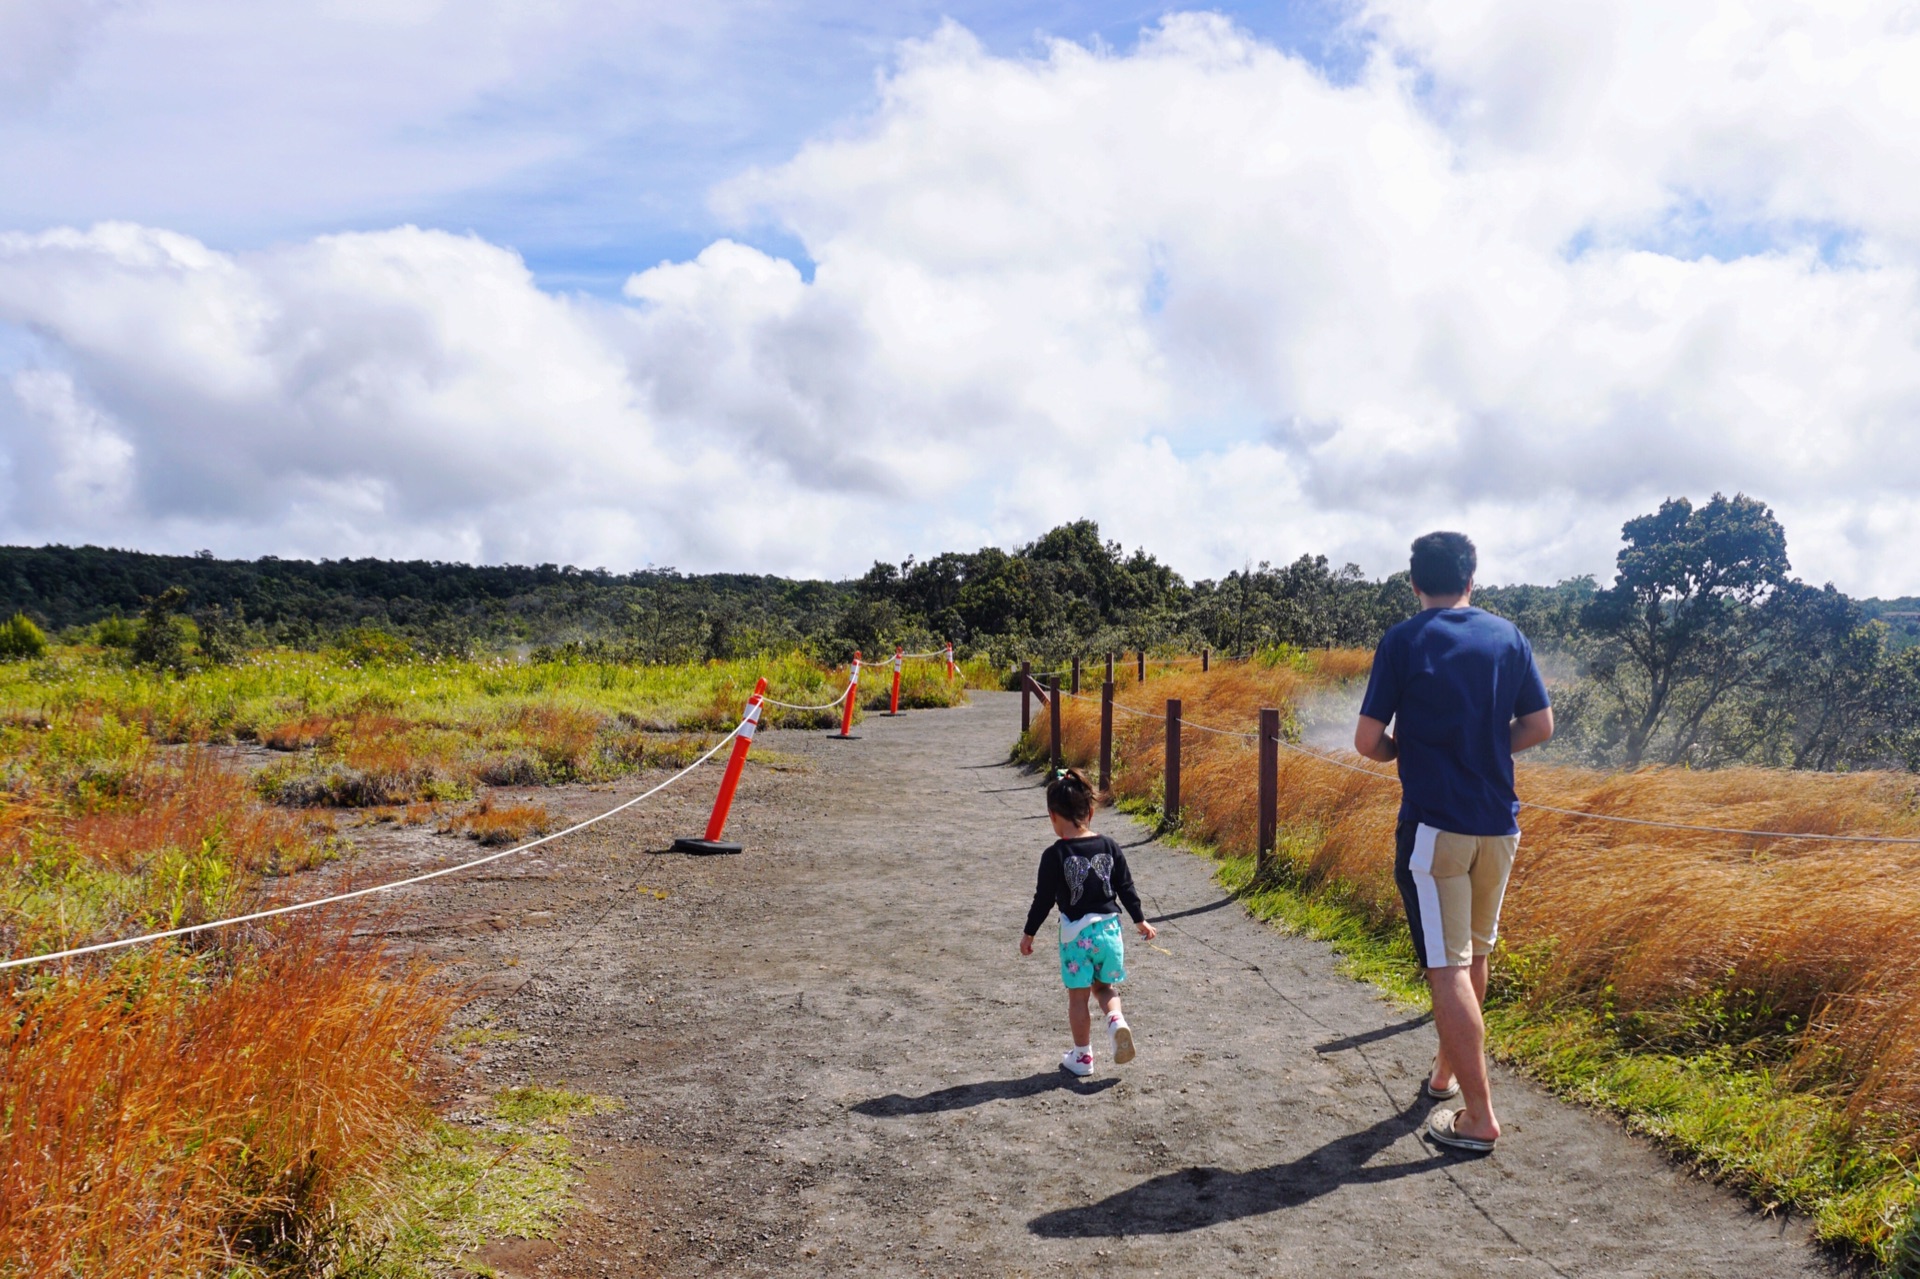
[1511, 798, 1920, 845]
[2, 647, 968, 974]
[760, 681, 857, 712]
[0, 723, 744, 972]
[1055, 684, 1920, 847]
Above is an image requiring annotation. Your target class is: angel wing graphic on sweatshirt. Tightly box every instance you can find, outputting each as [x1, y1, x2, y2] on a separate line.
[1063, 852, 1115, 908]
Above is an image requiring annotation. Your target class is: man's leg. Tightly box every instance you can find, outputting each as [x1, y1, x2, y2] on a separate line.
[1429, 955, 1488, 1090]
[1428, 961, 1499, 1142]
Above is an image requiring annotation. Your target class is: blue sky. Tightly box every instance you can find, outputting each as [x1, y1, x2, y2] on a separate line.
[3, 1, 1919, 592]
[1, 2, 1358, 293]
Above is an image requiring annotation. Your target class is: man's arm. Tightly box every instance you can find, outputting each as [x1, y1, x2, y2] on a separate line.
[1354, 714, 1397, 762]
[1510, 706, 1554, 753]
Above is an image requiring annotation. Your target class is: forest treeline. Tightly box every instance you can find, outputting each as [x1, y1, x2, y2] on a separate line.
[4, 492, 1917, 771]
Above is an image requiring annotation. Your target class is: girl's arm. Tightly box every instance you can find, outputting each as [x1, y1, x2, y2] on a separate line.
[1022, 848, 1060, 939]
[1110, 844, 1148, 927]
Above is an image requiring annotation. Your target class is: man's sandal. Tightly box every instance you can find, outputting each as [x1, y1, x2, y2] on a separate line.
[1424, 1109, 1497, 1154]
[1421, 1058, 1460, 1101]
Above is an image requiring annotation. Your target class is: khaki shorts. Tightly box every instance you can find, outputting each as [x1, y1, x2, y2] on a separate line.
[1393, 821, 1517, 970]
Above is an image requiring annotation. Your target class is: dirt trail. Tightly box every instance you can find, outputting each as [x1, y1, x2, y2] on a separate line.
[394, 691, 1842, 1278]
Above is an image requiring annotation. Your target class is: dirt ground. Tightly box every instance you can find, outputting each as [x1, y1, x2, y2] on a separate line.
[359, 691, 1846, 1278]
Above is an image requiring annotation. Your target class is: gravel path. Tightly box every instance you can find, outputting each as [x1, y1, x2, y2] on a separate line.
[400, 691, 1843, 1278]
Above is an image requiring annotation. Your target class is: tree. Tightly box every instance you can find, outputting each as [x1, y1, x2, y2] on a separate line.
[1579, 493, 1791, 766]
[131, 586, 197, 673]
[1737, 583, 1887, 770]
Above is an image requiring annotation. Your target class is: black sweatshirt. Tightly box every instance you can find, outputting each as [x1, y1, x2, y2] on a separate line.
[1023, 834, 1145, 936]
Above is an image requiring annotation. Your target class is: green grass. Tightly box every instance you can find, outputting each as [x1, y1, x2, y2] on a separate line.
[335, 1085, 620, 1278]
[1160, 821, 1920, 1274]
[0, 647, 897, 743]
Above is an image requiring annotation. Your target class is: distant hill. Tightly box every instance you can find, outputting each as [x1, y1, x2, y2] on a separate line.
[0, 544, 848, 653]
[1862, 597, 1920, 649]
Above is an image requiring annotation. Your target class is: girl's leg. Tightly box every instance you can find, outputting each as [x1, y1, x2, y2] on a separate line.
[1067, 987, 1092, 1047]
[1094, 981, 1135, 1063]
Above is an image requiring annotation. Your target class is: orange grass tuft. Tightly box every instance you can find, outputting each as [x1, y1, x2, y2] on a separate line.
[440, 797, 556, 846]
[260, 714, 335, 751]
[0, 924, 453, 1278]
[1043, 653, 1920, 1144]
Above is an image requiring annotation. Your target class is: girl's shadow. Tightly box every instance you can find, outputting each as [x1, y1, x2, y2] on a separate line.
[852, 1071, 1118, 1117]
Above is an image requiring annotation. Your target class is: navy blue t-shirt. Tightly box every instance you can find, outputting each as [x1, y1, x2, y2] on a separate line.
[1358, 607, 1550, 836]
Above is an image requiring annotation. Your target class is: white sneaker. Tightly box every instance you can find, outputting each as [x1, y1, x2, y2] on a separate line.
[1108, 1017, 1136, 1065]
[1060, 1047, 1094, 1077]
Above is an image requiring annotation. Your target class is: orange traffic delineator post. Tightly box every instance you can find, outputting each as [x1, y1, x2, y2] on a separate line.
[831, 651, 862, 739]
[885, 646, 904, 715]
[671, 677, 767, 855]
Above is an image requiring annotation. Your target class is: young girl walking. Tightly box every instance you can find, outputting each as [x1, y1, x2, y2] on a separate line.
[1019, 769, 1158, 1076]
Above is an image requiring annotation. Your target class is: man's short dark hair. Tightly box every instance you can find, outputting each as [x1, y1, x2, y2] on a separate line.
[1410, 531, 1476, 597]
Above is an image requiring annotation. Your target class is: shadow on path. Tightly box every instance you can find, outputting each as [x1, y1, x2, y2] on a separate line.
[1314, 1014, 1432, 1055]
[853, 1072, 1119, 1117]
[1150, 896, 1238, 924]
[1028, 1097, 1442, 1237]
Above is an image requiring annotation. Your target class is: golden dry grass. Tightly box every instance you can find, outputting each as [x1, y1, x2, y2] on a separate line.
[0, 924, 451, 1278]
[1043, 653, 1920, 1147]
[440, 798, 556, 846]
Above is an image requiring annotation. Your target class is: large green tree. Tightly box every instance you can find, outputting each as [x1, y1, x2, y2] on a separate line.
[1580, 493, 1791, 766]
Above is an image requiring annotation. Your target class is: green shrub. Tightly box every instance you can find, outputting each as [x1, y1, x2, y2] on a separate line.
[0, 613, 47, 660]
[94, 615, 138, 648]
[332, 626, 414, 666]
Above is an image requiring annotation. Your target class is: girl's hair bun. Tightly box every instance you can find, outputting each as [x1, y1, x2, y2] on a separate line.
[1046, 766, 1095, 823]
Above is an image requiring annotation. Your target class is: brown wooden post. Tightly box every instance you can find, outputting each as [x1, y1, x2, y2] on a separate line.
[1099, 680, 1114, 792]
[1071, 655, 1081, 695]
[1049, 675, 1062, 772]
[1258, 706, 1280, 876]
[1202, 648, 1210, 672]
[1136, 650, 1145, 681]
[1105, 652, 1115, 684]
[1165, 697, 1182, 826]
[1021, 660, 1031, 733]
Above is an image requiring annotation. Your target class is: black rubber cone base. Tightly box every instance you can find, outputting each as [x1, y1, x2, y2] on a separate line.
[828, 733, 862, 740]
[669, 837, 743, 855]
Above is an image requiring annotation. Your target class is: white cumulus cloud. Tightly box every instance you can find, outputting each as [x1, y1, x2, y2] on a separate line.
[3, 6, 1920, 590]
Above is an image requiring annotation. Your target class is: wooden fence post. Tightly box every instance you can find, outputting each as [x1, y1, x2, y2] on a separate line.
[1136, 650, 1145, 681]
[1202, 648, 1210, 672]
[1021, 660, 1031, 733]
[1099, 680, 1114, 792]
[1258, 706, 1279, 877]
[1071, 656, 1081, 695]
[1165, 697, 1181, 826]
[1105, 652, 1115, 684]
[1049, 675, 1062, 772]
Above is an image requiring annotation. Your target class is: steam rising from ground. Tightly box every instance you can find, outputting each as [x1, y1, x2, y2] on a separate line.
[1293, 683, 1370, 754]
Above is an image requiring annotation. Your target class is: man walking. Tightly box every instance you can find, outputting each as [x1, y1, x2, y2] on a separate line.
[1354, 531, 1553, 1154]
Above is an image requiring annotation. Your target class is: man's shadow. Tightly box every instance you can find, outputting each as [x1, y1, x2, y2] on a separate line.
[1027, 1095, 1444, 1237]
[853, 1072, 1119, 1117]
